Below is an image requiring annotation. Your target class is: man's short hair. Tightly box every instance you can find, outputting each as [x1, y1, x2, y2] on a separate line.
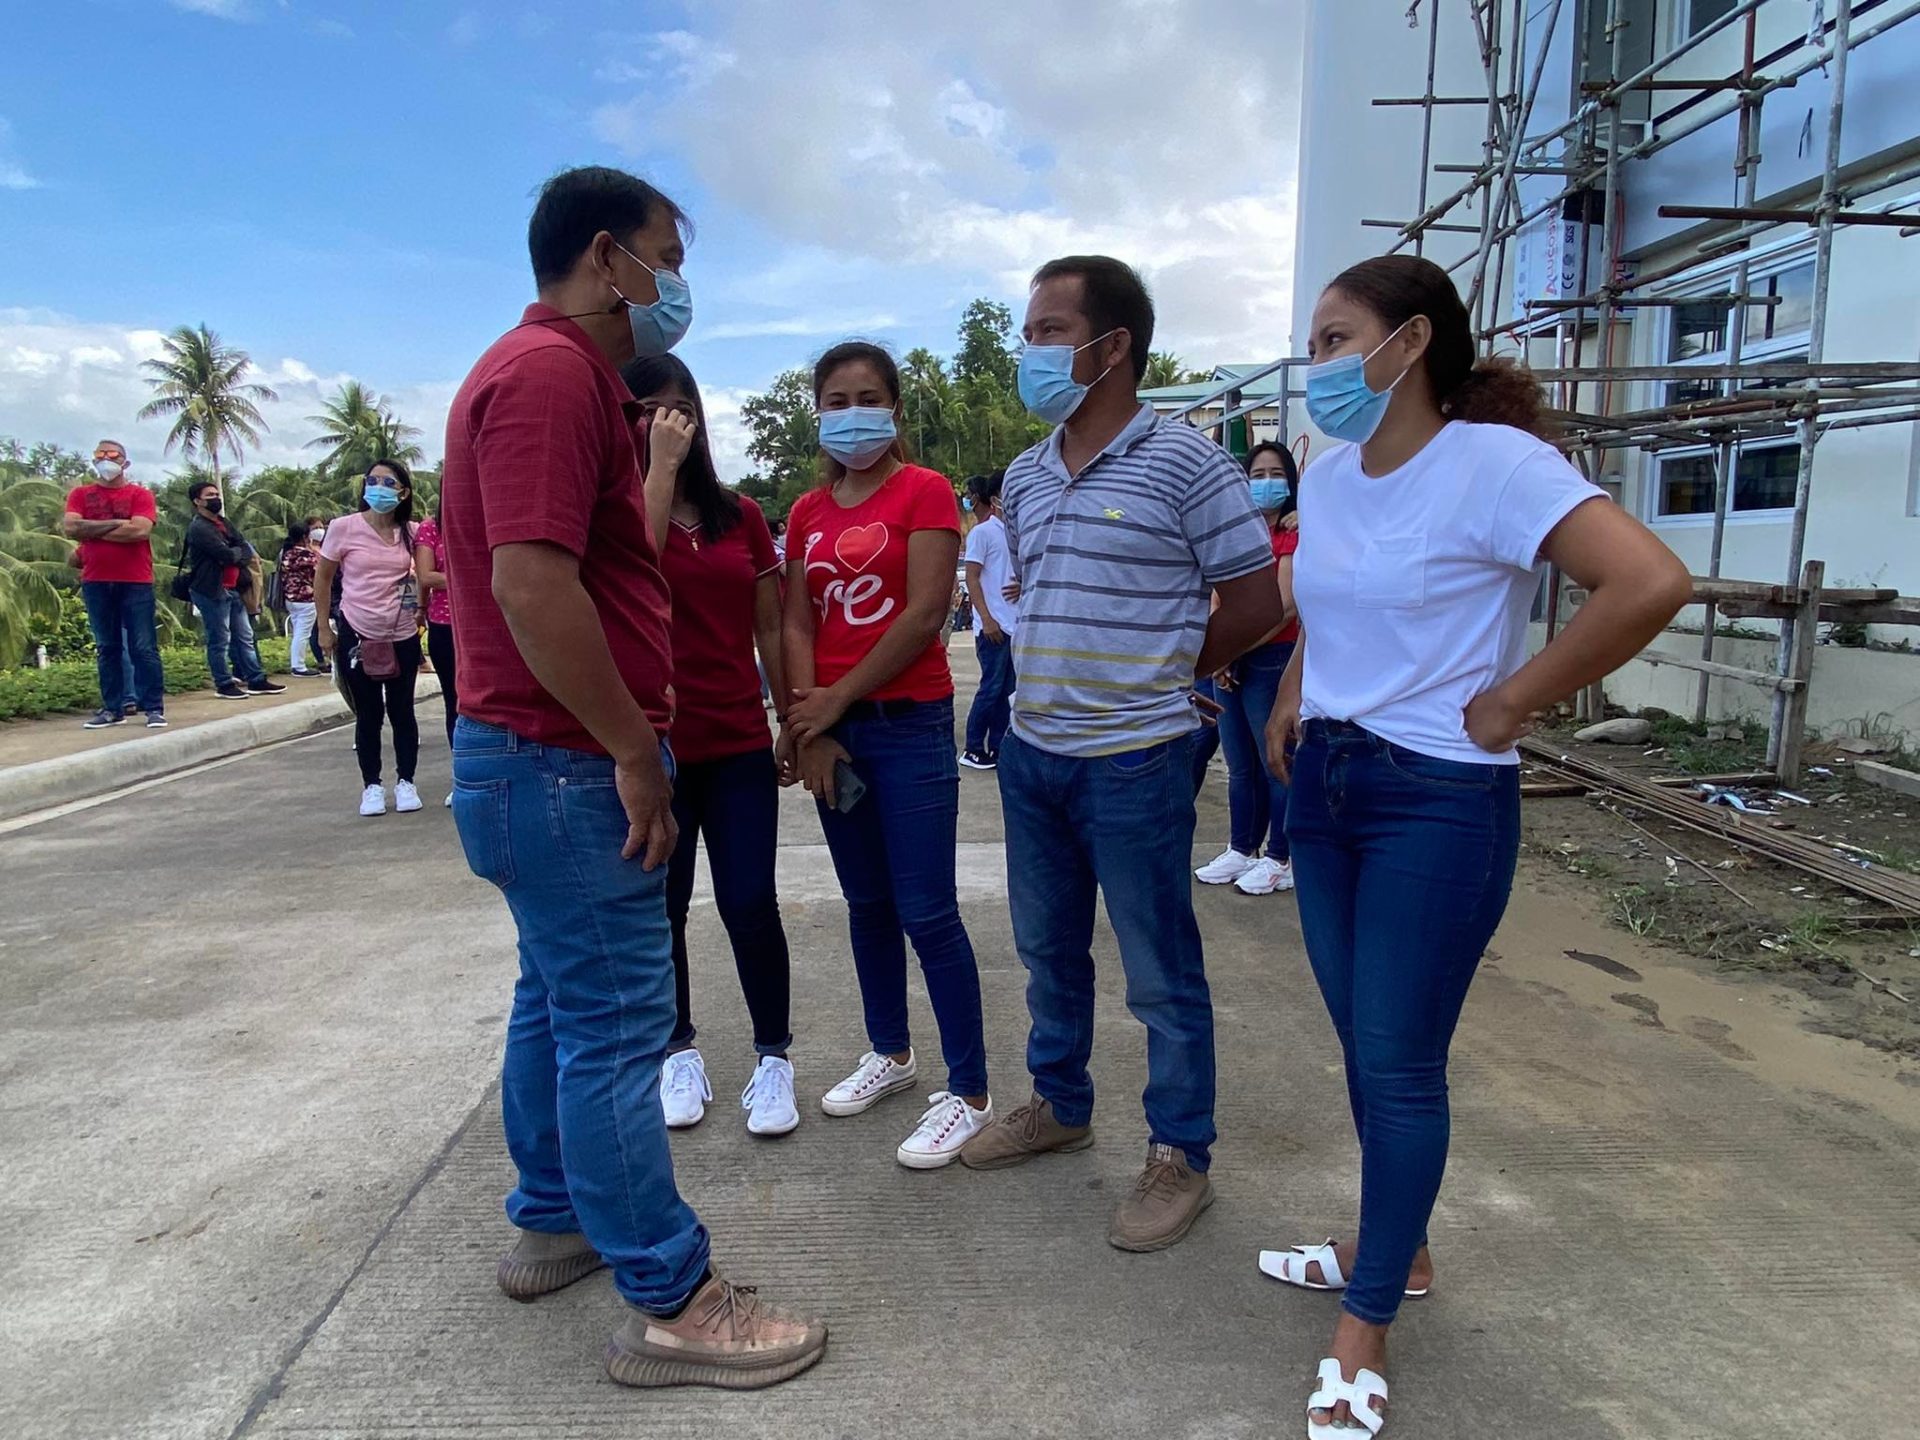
[527, 166, 691, 288]
[188, 479, 218, 502]
[96, 439, 127, 458]
[966, 471, 1002, 505]
[1031, 255, 1154, 381]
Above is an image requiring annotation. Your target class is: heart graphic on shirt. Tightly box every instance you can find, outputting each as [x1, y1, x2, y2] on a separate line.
[833, 522, 889, 573]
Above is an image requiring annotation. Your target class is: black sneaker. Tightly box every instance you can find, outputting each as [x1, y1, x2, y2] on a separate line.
[216, 683, 253, 700]
[146, 712, 169, 729]
[247, 679, 289, 695]
[82, 707, 126, 729]
[959, 749, 997, 771]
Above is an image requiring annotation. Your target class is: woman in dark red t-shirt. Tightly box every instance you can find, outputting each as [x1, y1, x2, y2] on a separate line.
[781, 341, 991, 1170]
[622, 352, 800, 1141]
[1193, 441, 1303, 899]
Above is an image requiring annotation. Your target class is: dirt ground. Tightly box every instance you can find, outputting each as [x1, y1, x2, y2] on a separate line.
[1520, 716, 1920, 1059]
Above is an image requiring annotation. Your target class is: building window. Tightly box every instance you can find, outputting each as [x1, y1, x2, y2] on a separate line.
[1685, 0, 1738, 37]
[1650, 258, 1814, 520]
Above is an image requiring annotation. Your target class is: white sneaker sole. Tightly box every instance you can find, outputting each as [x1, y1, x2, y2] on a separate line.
[395, 799, 423, 813]
[896, 1141, 970, 1170]
[1195, 871, 1251, 886]
[820, 1070, 917, 1117]
[747, 1110, 800, 1137]
[1236, 877, 1295, 896]
[664, 1106, 705, 1130]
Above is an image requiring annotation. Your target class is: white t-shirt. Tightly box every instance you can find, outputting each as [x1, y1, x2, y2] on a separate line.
[1294, 421, 1603, 765]
[964, 514, 1018, 636]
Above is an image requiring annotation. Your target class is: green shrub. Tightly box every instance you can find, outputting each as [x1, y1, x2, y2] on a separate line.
[0, 633, 299, 723]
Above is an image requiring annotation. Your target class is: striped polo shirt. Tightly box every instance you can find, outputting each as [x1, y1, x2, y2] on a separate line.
[1002, 404, 1274, 758]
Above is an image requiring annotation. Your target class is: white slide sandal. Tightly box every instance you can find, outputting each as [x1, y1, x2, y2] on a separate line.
[1257, 1239, 1430, 1298]
[1307, 1357, 1388, 1439]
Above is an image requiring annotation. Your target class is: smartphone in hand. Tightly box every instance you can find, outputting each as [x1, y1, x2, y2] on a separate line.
[832, 758, 867, 813]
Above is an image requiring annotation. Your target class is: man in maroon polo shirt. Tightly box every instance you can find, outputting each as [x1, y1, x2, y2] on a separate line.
[441, 166, 825, 1388]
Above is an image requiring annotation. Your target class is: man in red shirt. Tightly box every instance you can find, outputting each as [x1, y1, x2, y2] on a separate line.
[440, 165, 825, 1390]
[62, 439, 166, 729]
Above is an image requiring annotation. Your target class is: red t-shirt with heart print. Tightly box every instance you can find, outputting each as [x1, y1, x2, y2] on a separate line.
[788, 463, 961, 704]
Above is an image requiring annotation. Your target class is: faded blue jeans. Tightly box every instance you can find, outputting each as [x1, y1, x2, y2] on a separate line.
[1215, 642, 1294, 858]
[999, 730, 1216, 1170]
[189, 587, 267, 689]
[1285, 719, 1520, 1324]
[964, 632, 1016, 756]
[81, 580, 163, 713]
[815, 697, 988, 1097]
[451, 717, 710, 1313]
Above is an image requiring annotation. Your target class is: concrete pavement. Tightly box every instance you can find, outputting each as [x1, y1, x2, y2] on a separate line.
[2, 649, 1916, 1439]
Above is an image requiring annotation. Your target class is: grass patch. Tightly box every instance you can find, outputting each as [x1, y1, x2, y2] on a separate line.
[0, 638, 294, 722]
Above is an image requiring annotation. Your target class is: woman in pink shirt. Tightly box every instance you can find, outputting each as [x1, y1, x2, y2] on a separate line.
[317, 460, 424, 817]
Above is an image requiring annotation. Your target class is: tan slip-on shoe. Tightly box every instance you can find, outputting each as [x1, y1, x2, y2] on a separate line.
[1108, 1143, 1214, 1252]
[496, 1228, 606, 1302]
[958, 1093, 1093, 1171]
[605, 1275, 828, 1390]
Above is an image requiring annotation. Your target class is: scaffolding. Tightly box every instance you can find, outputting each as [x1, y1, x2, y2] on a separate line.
[1370, 0, 1920, 779]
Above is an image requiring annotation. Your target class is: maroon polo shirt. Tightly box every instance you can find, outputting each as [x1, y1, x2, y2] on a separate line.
[660, 495, 781, 764]
[442, 304, 673, 752]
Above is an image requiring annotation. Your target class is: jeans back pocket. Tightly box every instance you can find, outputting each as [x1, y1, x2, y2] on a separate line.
[451, 777, 516, 888]
[1354, 533, 1428, 609]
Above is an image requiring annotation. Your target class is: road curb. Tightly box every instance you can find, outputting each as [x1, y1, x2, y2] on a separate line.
[0, 677, 442, 823]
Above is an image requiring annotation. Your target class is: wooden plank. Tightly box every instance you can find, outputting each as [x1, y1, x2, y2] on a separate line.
[1777, 562, 1824, 784]
[1633, 651, 1800, 692]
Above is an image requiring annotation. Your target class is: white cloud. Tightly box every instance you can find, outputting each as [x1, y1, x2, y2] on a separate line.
[699, 312, 899, 342]
[0, 118, 39, 191]
[0, 309, 456, 478]
[169, 0, 250, 17]
[590, 0, 1305, 366]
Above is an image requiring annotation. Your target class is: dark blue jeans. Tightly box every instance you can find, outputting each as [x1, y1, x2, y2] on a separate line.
[964, 632, 1016, 756]
[999, 730, 1216, 1170]
[1190, 677, 1221, 798]
[452, 718, 709, 1313]
[189, 588, 267, 689]
[1285, 720, 1520, 1324]
[1216, 642, 1294, 858]
[815, 697, 988, 1097]
[81, 581, 163, 713]
[666, 746, 792, 1056]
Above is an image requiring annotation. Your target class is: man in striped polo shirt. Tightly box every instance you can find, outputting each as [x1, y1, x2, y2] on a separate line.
[959, 255, 1286, 1251]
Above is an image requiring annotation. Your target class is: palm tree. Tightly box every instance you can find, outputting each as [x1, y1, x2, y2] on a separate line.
[136, 324, 278, 485]
[307, 381, 426, 478]
[1142, 352, 1193, 390]
[0, 474, 75, 665]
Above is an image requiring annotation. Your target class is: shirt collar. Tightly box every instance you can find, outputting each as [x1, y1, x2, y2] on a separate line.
[517, 303, 642, 419]
[1040, 403, 1161, 481]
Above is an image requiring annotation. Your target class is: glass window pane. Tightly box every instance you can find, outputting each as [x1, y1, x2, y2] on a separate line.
[1690, 0, 1738, 35]
[1671, 300, 1727, 360]
[1658, 454, 1717, 515]
[1733, 445, 1798, 512]
[1762, 263, 1815, 341]
[1739, 348, 1809, 395]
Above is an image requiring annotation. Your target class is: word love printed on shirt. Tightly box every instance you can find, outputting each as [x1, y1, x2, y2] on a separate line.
[803, 522, 897, 629]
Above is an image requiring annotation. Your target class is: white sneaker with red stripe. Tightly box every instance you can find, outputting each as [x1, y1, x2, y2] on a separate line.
[896, 1091, 993, 1170]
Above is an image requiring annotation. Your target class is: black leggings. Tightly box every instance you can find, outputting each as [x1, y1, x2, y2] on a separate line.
[336, 614, 422, 786]
[426, 620, 457, 746]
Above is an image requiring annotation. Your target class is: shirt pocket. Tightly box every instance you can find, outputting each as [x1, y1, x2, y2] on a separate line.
[1354, 533, 1428, 609]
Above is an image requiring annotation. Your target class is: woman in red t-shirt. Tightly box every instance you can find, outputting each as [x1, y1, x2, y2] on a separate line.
[1192, 442, 1303, 899]
[620, 351, 800, 1140]
[781, 340, 991, 1169]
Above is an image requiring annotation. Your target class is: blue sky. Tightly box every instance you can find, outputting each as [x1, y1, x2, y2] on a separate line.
[2, 0, 1302, 479]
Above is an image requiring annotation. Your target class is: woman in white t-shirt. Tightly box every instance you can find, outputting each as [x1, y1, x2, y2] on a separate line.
[1258, 255, 1690, 1440]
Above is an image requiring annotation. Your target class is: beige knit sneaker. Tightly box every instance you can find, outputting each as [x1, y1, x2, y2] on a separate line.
[605, 1274, 828, 1390]
[958, 1093, 1093, 1171]
[1108, 1143, 1214, 1252]
[495, 1228, 605, 1302]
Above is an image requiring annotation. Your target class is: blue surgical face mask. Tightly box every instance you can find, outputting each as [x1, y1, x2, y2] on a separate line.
[818, 406, 898, 470]
[363, 483, 401, 514]
[1304, 318, 1416, 444]
[1248, 476, 1291, 510]
[1017, 330, 1116, 424]
[961, 496, 974, 513]
[613, 243, 693, 357]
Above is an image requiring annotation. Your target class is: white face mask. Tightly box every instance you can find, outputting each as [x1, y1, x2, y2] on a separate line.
[310, 529, 326, 544]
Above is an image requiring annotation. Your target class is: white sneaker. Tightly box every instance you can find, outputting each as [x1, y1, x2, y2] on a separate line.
[1236, 857, 1295, 895]
[820, 1049, 917, 1117]
[661, 1049, 711, 1129]
[394, 780, 423, 813]
[444, 791, 453, 808]
[1194, 847, 1256, 885]
[897, 1091, 992, 1170]
[741, 1056, 799, 1137]
[358, 783, 386, 817]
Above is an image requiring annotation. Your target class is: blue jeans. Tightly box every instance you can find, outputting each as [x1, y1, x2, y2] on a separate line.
[999, 731, 1216, 1170]
[1285, 720, 1519, 1324]
[81, 581, 163, 713]
[1216, 642, 1294, 858]
[189, 588, 267, 688]
[1190, 678, 1221, 798]
[815, 697, 988, 1096]
[964, 633, 1016, 756]
[451, 718, 710, 1313]
[666, 747, 792, 1056]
